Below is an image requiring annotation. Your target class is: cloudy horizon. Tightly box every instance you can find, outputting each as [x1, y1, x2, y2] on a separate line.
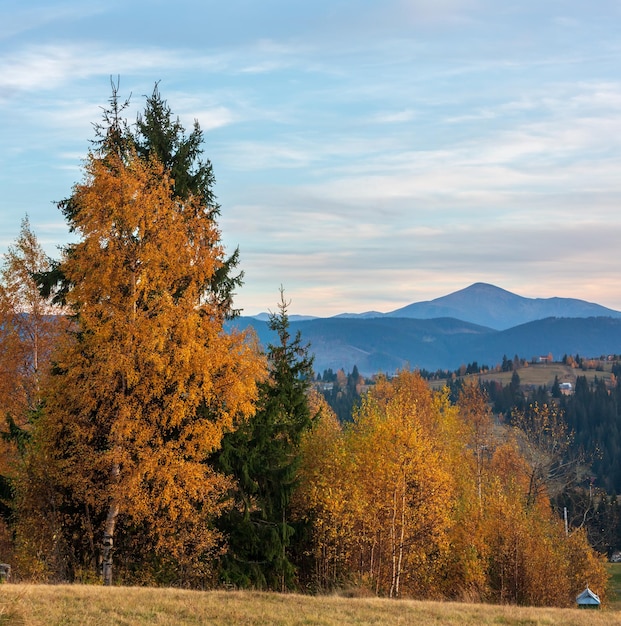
[2, 1, 621, 316]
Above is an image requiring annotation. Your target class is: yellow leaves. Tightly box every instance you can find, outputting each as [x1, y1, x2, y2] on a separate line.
[296, 371, 458, 595]
[295, 371, 608, 605]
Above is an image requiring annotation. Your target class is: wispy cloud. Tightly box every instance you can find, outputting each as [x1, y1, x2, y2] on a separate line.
[3, 0, 621, 317]
[0, 45, 179, 96]
[0, 2, 107, 40]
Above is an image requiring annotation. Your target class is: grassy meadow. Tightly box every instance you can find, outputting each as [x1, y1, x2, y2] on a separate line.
[478, 362, 614, 388]
[425, 361, 615, 390]
[2, 584, 621, 626]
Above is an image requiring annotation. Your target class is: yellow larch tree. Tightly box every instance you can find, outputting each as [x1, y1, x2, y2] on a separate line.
[34, 149, 263, 585]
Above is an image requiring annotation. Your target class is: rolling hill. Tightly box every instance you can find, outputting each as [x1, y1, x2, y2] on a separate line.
[227, 315, 621, 375]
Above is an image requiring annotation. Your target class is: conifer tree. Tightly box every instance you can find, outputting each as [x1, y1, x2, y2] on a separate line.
[133, 85, 243, 318]
[44, 80, 243, 319]
[216, 289, 314, 590]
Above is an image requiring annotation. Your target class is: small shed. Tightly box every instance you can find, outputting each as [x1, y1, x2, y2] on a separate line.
[576, 586, 601, 609]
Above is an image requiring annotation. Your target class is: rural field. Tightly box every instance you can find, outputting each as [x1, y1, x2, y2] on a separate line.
[424, 362, 605, 391]
[1, 583, 621, 626]
[477, 362, 613, 388]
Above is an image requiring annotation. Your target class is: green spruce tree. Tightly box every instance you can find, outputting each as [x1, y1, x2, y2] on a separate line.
[42, 80, 243, 319]
[216, 288, 314, 590]
[134, 84, 243, 318]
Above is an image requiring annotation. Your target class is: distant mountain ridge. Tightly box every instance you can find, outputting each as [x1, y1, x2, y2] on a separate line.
[233, 284, 621, 374]
[385, 283, 621, 330]
[253, 283, 621, 330]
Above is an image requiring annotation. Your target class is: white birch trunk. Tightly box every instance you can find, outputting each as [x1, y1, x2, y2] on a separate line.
[102, 462, 120, 586]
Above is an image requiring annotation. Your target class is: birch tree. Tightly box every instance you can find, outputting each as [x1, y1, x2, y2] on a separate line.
[0, 219, 64, 569]
[346, 372, 455, 597]
[0, 217, 60, 432]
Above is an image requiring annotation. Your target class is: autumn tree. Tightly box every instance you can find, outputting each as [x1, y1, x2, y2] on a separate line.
[294, 390, 353, 591]
[511, 402, 579, 508]
[25, 100, 263, 584]
[481, 440, 607, 606]
[0, 217, 60, 431]
[0, 218, 65, 568]
[44, 81, 242, 321]
[458, 380, 494, 509]
[294, 371, 608, 605]
[341, 371, 457, 597]
[439, 380, 496, 601]
[215, 290, 314, 590]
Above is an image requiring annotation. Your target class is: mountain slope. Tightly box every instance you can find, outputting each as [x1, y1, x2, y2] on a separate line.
[228, 315, 621, 375]
[386, 283, 621, 330]
[227, 317, 493, 373]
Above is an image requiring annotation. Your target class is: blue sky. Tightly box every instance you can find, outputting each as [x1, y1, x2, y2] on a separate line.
[2, 1, 621, 316]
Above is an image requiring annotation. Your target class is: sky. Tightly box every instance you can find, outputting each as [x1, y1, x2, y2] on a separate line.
[2, 1, 621, 317]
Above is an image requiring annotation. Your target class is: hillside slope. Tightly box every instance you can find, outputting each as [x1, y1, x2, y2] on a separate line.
[228, 316, 621, 375]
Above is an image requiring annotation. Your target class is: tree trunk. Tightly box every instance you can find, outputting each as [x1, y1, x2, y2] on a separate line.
[102, 499, 119, 586]
[395, 479, 406, 598]
[102, 461, 120, 586]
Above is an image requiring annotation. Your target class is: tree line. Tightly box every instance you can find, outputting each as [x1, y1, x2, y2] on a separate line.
[0, 85, 608, 605]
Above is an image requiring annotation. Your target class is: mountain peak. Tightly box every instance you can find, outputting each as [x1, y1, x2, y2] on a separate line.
[388, 283, 621, 330]
[434, 283, 521, 304]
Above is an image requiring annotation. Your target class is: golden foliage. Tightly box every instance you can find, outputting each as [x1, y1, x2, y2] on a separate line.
[295, 371, 608, 606]
[22, 151, 265, 582]
[296, 392, 353, 590]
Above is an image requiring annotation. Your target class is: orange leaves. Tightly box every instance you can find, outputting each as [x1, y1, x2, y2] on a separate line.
[31, 148, 264, 581]
[65, 152, 222, 326]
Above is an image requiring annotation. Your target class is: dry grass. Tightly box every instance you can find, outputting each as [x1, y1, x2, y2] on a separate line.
[477, 363, 613, 389]
[1, 585, 621, 625]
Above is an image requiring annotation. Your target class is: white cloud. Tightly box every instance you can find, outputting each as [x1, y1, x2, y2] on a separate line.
[372, 109, 417, 123]
[0, 45, 166, 95]
[0, 44, 234, 102]
[180, 107, 236, 131]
